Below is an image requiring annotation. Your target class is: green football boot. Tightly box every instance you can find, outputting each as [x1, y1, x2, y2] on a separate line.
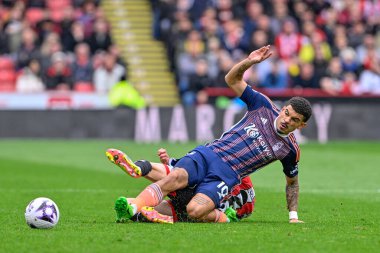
[114, 196, 134, 223]
[225, 207, 239, 222]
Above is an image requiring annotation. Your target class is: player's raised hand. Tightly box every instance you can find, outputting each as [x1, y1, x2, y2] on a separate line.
[247, 45, 272, 64]
[289, 219, 304, 224]
[157, 148, 170, 164]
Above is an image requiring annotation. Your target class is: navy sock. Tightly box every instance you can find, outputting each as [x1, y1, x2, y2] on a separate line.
[135, 160, 152, 176]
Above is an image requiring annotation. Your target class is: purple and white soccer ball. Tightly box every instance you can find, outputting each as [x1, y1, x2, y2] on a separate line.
[25, 197, 60, 229]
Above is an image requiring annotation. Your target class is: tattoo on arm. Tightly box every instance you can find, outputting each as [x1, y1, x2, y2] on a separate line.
[286, 182, 299, 211]
[193, 195, 211, 206]
[226, 59, 255, 85]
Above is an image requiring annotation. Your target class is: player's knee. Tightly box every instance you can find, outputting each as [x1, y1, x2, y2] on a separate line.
[186, 203, 207, 220]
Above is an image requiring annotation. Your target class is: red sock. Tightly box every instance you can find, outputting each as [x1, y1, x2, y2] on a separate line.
[130, 183, 163, 211]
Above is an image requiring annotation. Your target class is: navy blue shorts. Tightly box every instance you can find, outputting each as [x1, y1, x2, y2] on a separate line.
[174, 146, 240, 208]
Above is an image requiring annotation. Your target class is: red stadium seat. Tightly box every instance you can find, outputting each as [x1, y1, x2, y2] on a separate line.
[50, 9, 66, 22]
[46, 0, 71, 10]
[0, 70, 17, 83]
[0, 57, 15, 70]
[25, 8, 46, 26]
[0, 83, 16, 92]
[74, 82, 94, 92]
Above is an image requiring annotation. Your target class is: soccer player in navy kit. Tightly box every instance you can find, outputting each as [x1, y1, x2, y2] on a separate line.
[114, 45, 312, 223]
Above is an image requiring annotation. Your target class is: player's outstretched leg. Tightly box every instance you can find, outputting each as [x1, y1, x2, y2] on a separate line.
[140, 206, 174, 224]
[106, 148, 142, 178]
[114, 196, 135, 223]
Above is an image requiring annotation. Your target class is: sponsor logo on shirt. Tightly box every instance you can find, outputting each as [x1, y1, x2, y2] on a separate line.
[244, 124, 260, 139]
[260, 117, 268, 125]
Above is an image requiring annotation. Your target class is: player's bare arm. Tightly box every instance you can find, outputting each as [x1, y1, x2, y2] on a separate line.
[286, 175, 303, 223]
[225, 45, 272, 96]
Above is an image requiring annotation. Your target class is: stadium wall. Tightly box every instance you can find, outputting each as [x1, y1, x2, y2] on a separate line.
[0, 101, 379, 142]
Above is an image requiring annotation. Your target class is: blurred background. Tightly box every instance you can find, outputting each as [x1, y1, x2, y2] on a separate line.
[0, 0, 379, 142]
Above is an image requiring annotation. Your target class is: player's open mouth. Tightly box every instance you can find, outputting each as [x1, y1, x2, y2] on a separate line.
[280, 123, 287, 130]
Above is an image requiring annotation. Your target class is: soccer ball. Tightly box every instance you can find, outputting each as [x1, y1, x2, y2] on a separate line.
[25, 197, 60, 229]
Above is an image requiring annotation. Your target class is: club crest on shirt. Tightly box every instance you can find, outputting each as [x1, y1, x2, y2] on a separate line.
[244, 124, 260, 139]
[273, 142, 284, 151]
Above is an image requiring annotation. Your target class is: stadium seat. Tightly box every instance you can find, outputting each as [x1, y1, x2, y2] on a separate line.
[0, 83, 16, 92]
[0, 57, 14, 70]
[46, 0, 71, 10]
[25, 8, 46, 26]
[50, 9, 65, 22]
[74, 82, 94, 92]
[0, 70, 17, 83]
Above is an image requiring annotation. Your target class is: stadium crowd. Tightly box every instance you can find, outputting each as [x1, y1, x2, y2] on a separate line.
[0, 0, 128, 93]
[151, 0, 380, 105]
[0, 0, 379, 107]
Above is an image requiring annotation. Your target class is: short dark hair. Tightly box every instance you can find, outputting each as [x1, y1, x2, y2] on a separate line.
[286, 97, 312, 122]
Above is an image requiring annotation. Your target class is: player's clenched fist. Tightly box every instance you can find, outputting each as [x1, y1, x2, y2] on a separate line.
[157, 148, 169, 164]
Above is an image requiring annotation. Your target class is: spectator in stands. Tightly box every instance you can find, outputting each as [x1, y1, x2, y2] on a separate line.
[176, 29, 205, 94]
[87, 18, 112, 54]
[16, 58, 44, 93]
[3, 4, 24, 53]
[212, 52, 234, 88]
[356, 33, 380, 67]
[357, 55, 380, 95]
[94, 52, 125, 93]
[15, 27, 40, 70]
[275, 18, 302, 62]
[71, 43, 93, 86]
[36, 18, 57, 45]
[261, 60, 288, 89]
[183, 58, 213, 106]
[255, 14, 275, 45]
[77, 0, 97, 38]
[320, 57, 344, 95]
[40, 32, 63, 71]
[62, 21, 87, 53]
[108, 44, 128, 76]
[59, 6, 75, 49]
[299, 31, 332, 64]
[0, 19, 9, 54]
[44, 51, 73, 90]
[339, 47, 360, 74]
[291, 62, 320, 89]
[26, 0, 45, 8]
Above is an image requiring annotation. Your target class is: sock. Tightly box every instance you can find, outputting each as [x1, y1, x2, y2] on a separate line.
[135, 160, 152, 176]
[130, 183, 163, 212]
[214, 209, 229, 223]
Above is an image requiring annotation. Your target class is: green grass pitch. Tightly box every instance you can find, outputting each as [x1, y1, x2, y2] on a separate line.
[0, 140, 379, 253]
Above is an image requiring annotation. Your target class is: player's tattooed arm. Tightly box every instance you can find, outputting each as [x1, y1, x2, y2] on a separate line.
[225, 45, 272, 96]
[285, 175, 299, 211]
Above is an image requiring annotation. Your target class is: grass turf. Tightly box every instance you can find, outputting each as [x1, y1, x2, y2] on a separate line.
[0, 140, 379, 253]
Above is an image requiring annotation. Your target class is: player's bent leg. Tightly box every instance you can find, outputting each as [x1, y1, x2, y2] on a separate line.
[140, 206, 174, 224]
[105, 148, 142, 178]
[144, 162, 170, 182]
[186, 193, 216, 222]
[114, 196, 135, 223]
[131, 169, 189, 213]
[155, 168, 189, 195]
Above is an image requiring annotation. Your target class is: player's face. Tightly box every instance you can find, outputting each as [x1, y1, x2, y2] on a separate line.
[276, 105, 307, 134]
